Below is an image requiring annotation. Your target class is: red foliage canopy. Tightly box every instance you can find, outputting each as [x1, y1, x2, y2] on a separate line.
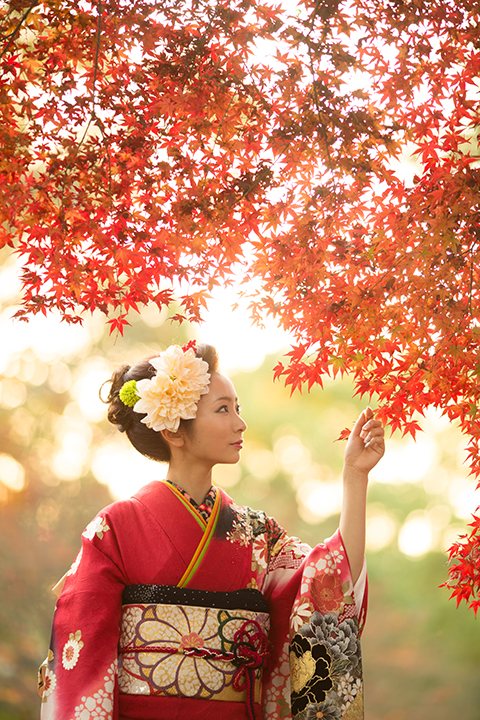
[1, 0, 480, 608]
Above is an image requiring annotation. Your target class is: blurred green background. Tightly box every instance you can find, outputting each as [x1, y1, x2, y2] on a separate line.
[1, 248, 479, 720]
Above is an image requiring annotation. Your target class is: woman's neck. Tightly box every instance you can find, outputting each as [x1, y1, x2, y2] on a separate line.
[165, 459, 213, 505]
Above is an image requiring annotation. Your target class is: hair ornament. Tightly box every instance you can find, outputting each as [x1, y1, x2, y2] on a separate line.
[119, 379, 140, 408]
[120, 344, 210, 433]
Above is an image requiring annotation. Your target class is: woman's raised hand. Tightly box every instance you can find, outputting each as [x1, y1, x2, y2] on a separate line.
[344, 407, 385, 476]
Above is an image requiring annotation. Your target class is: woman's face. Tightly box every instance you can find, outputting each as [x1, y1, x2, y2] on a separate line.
[181, 371, 247, 467]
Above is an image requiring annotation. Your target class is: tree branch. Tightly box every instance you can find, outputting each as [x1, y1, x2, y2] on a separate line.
[0, 0, 40, 59]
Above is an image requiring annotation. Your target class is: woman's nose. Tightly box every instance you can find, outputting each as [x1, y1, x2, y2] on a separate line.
[237, 414, 247, 432]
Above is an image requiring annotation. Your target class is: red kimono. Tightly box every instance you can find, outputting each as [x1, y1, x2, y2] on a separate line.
[40, 481, 367, 720]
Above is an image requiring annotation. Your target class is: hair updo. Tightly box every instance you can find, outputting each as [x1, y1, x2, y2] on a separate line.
[104, 343, 219, 462]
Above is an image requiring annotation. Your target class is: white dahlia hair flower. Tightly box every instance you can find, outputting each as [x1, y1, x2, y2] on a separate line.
[134, 345, 210, 432]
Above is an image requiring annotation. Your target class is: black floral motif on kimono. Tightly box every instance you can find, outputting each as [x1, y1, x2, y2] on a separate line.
[289, 634, 333, 716]
[301, 611, 360, 669]
[228, 504, 285, 553]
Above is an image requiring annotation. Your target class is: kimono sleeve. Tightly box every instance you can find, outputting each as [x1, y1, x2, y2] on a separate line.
[40, 512, 127, 720]
[261, 529, 367, 720]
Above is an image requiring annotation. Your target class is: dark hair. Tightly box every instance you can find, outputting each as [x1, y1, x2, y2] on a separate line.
[104, 343, 219, 462]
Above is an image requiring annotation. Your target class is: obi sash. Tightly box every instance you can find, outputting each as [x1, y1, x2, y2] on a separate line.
[118, 585, 270, 719]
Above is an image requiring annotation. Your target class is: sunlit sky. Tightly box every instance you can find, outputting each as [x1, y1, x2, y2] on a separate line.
[195, 284, 293, 372]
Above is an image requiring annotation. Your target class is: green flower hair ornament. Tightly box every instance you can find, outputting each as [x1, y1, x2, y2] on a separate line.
[119, 380, 140, 407]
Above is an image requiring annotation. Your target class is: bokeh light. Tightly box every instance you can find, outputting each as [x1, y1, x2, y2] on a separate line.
[92, 436, 166, 500]
[366, 506, 398, 552]
[370, 434, 438, 484]
[0, 453, 25, 492]
[195, 282, 292, 373]
[398, 511, 435, 558]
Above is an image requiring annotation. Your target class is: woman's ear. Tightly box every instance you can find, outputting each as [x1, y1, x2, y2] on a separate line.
[160, 428, 185, 449]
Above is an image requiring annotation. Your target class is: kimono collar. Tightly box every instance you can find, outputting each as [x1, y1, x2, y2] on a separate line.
[165, 480, 216, 523]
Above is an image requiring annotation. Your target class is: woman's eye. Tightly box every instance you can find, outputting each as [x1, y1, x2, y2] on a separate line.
[216, 404, 241, 413]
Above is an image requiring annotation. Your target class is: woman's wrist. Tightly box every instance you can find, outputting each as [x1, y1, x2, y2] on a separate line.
[342, 465, 369, 485]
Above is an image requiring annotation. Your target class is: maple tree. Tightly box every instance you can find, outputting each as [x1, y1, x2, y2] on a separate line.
[1, 0, 480, 608]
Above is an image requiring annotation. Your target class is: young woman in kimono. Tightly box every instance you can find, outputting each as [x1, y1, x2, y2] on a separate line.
[38, 341, 385, 720]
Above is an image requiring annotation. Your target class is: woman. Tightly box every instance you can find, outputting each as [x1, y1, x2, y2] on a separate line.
[38, 341, 384, 720]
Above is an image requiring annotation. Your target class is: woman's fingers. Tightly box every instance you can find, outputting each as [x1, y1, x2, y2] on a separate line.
[363, 424, 385, 449]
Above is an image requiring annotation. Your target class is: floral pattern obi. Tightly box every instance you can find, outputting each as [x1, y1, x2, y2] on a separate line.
[118, 585, 270, 704]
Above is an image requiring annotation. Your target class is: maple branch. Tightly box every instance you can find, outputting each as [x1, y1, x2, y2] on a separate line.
[307, 42, 335, 177]
[92, 0, 103, 117]
[303, 1, 335, 176]
[90, 0, 112, 199]
[57, 0, 111, 219]
[343, 255, 407, 318]
[99, 121, 113, 199]
[181, 0, 220, 89]
[357, 320, 474, 425]
[0, 0, 39, 59]
[469, 258, 474, 318]
[198, 92, 236, 191]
